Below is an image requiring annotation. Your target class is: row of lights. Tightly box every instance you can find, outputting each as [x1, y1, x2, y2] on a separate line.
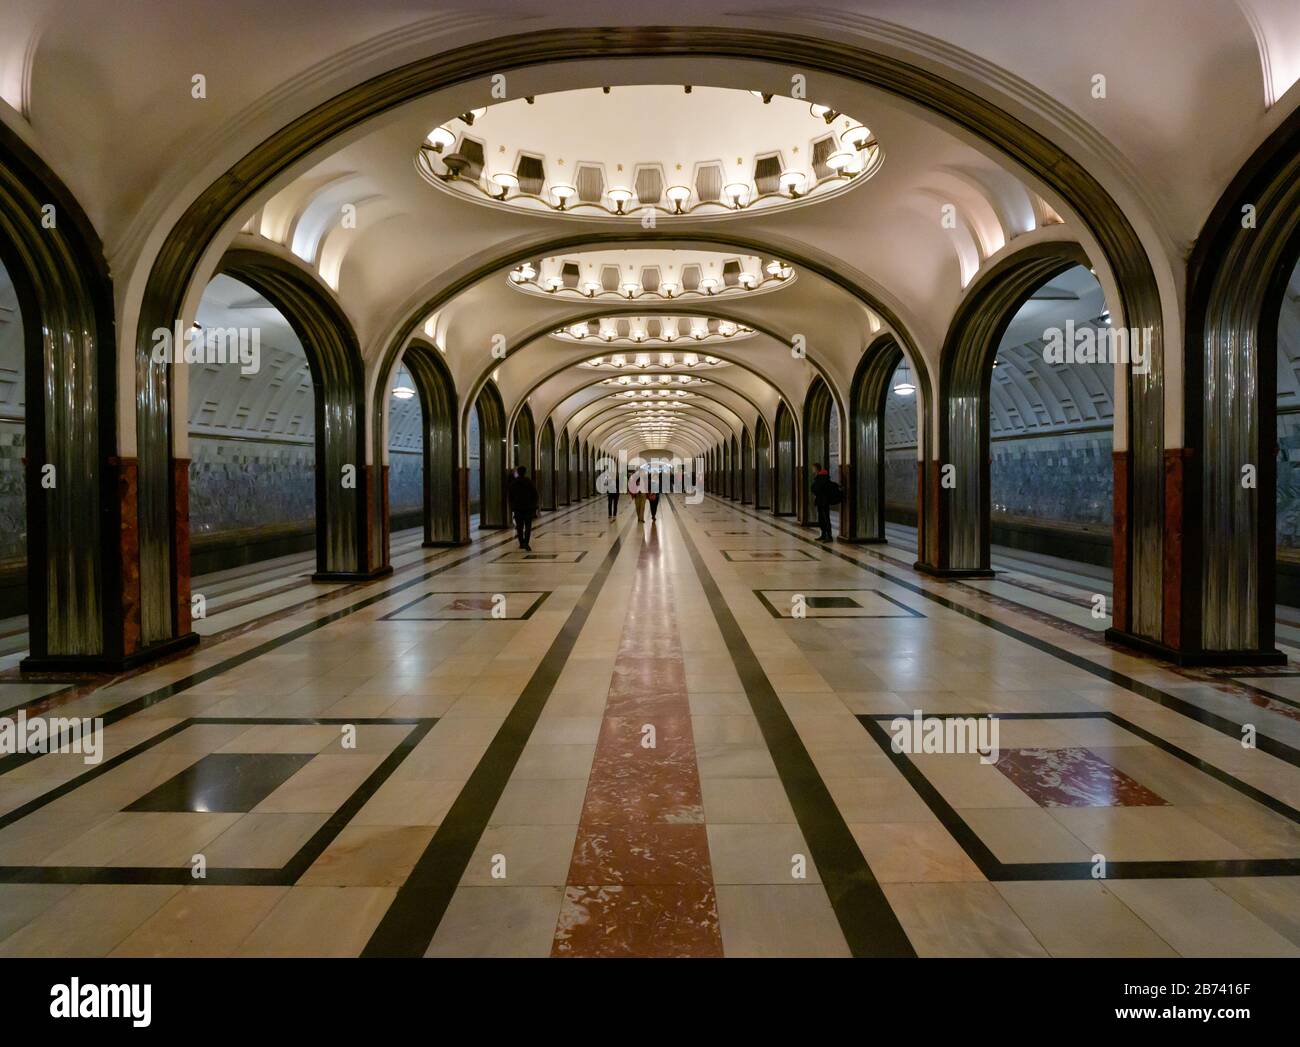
[602, 374, 707, 386]
[584, 352, 722, 369]
[517, 262, 791, 298]
[562, 319, 747, 341]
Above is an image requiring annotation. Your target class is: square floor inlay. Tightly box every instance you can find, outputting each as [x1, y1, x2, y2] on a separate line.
[856, 712, 1300, 878]
[754, 588, 924, 618]
[492, 550, 587, 563]
[381, 590, 550, 621]
[125, 752, 316, 813]
[721, 550, 818, 563]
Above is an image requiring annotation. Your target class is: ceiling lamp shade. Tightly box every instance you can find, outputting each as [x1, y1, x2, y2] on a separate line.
[723, 182, 750, 208]
[779, 170, 806, 196]
[826, 150, 856, 172]
[621, 280, 640, 298]
[698, 276, 719, 294]
[492, 171, 519, 198]
[893, 361, 916, 396]
[392, 367, 416, 400]
[582, 280, 601, 297]
[425, 126, 456, 152]
[543, 275, 563, 292]
[665, 185, 692, 213]
[660, 281, 679, 297]
[738, 271, 758, 289]
[550, 183, 577, 208]
[606, 186, 634, 213]
[841, 122, 872, 148]
[568, 323, 587, 338]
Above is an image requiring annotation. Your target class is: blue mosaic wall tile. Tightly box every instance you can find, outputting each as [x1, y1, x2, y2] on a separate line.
[887, 431, 1113, 527]
[1277, 414, 1300, 548]
[0, 420, 25, 561]
[188, 437, 315, 537]
[388, 450, 423, 513]
[989, 433, 1113, 526]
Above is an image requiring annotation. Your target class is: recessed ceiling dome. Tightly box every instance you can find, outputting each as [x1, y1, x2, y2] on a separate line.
[555, 315, 754, 347]
[419, 86, 881, 219]
[510, 249, 793, 301]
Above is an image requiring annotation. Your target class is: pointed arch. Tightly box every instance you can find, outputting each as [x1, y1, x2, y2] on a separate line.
[848, 334, 906, 543]
[755, 416, 772, 510]
[773, 401, 796, 516]
[802, 376, 837, 528]
[539, 418, 556, 511]
[557, 426, 570, 506]
[927, 242, 1091, 580]
[474, 381, 508, 529]
[741, 426, 754, 504]
[217, 249, 384, 581]
[403, 338, 461, 546]
[2, 122, 129, 669]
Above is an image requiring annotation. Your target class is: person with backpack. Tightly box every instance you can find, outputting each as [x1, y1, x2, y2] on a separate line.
[811, 462, 840, 542]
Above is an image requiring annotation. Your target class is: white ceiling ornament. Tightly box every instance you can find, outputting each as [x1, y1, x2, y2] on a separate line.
[418, 86, 881, 220]
[512, 249, 793, 302]
[555, 314, 755, 347]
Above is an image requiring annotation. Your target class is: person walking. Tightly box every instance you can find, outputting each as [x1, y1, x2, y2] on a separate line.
[606, 486, 619, 518]
[648, 488, 660, 522]
[811, 462, 835, 542]
[630, 469, 647, 522]
[508, 465, 539, 551]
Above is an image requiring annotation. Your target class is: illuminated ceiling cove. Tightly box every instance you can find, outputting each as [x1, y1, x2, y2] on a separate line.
[419, 86, 881, 220]
[552, 315, 754, 346]
[510, 249, 793, 302]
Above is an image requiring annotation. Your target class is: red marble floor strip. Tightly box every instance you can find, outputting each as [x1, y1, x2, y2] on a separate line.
[994, 747, 1168, 807]
[552, 523, 723, 957]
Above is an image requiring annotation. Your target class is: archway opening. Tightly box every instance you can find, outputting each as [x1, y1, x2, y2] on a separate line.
[187, 275, 317, 579]
[472, 381, 508, 529]
[0, 257, 26, 661]
[774, 401, 796, 515]
[387, 363, 424, 552]
[987, 264, 1113, 581]
[1276, 257, 1300, 630]
[755, 417, 772, 510]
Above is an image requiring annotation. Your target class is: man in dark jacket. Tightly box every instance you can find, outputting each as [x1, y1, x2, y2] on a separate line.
[811, 462, 834, 542]
[508, 466, 539, 551]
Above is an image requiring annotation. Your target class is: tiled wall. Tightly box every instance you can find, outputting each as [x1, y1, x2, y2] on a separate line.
[1277, 413, 1300, 548]
[388, 450, 423, 514]
[188, 436, 315, 537]
[885, 430, 1113, 527]
[0, 419, 24, 562]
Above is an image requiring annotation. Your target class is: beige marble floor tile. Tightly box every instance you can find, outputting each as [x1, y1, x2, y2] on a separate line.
[715, 885, 850, 957]
[882, 882, 1048, 957]
[1105, 879, 1300, 957]
[299, 824, 435, 886]
[0, 885, 181, 957]
[426, 885, 566, 957]
[233, 886, 397, 957]
[706, 823, 820, 884]
[109, 886, 288, 957]
[848, 822, 984, 883]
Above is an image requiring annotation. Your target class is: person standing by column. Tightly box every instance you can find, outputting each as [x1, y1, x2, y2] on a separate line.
[811, 462, 834, 542]
[509, 465, 539, 551]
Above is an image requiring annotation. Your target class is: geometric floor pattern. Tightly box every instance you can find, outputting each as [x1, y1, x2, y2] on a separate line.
[0, 496, 1297, 957]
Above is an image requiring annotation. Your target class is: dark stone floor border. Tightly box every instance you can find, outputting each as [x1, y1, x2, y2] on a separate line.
[361, 511, 632, 957]
[667, 498, 916, 958]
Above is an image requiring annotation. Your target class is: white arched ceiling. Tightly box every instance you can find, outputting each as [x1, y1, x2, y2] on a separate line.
[2, 4, 1298, 461]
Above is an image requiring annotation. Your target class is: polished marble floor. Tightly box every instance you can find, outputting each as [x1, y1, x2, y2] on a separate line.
[0, 496, 1297, 957]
